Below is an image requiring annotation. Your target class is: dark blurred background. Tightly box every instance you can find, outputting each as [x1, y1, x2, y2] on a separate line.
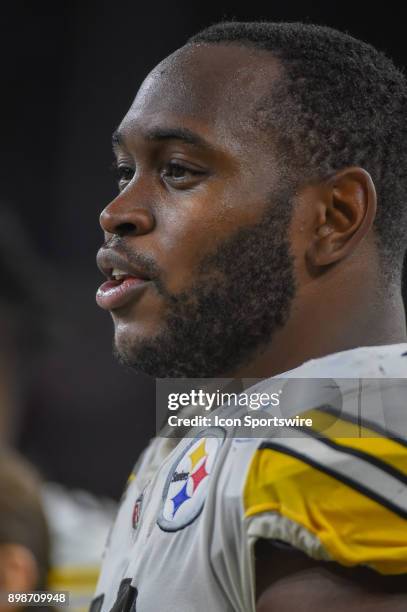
[1, 1, 406, 499]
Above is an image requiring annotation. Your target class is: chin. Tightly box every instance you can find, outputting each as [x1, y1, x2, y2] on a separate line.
[113, 328, 141, 366]
[112, 325, 165, 376]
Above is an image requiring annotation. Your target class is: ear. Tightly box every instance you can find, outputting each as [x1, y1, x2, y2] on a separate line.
[306, 167, 377, 267]
[0, 544, 38, 593]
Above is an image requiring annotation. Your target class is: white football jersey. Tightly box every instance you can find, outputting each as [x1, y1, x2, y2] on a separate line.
[91, 344, 407, 612]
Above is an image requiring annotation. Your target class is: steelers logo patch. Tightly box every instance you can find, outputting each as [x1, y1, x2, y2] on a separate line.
[157, 427, 225, 532]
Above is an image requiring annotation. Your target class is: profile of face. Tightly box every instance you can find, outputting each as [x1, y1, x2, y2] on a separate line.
[96, 44, 299, 378]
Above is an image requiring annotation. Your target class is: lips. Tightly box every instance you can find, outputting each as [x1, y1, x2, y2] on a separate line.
[96, 249, 151, 311]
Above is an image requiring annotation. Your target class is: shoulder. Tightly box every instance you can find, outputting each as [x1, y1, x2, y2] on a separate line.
[283, 342, 407, 378]
[240, 351, 407, 576]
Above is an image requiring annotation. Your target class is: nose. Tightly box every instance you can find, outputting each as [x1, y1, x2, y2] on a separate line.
[99, 189, 155, 238]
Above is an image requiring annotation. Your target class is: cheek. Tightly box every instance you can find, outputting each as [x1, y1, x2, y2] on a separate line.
[153, 192, 227, 293]
[154, 183, 268, 293]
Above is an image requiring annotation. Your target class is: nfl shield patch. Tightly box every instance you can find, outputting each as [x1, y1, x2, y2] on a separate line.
[132, 492, 144, 531]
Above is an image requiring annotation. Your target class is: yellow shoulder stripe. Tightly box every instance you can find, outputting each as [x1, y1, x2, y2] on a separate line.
[302, 408, 407, 477]
[244, 444, 407, 574]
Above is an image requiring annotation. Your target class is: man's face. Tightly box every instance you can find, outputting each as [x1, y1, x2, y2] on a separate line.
[97, 43, 298, 377]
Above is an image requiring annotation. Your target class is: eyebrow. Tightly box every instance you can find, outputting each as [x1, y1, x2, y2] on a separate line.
[112, 126, 215, 152]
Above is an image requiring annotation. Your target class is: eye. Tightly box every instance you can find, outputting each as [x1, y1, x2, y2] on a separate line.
[111, 162, 135, 190]
[161, 161, 204, 185]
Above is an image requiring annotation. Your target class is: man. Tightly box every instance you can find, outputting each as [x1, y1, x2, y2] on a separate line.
[94, 21, 407, 611]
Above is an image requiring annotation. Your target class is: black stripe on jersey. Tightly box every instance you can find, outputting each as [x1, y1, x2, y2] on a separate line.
[297, 426, 407, 485]
[90, 595, 104, 612]
[109, 579, 138, 612]
[315, 404, 407, 448]
[258, 441, 407, 520]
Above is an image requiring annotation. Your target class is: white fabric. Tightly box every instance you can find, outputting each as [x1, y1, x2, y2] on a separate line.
[42, 483, 117, 567]
[93, 344, 407, 612]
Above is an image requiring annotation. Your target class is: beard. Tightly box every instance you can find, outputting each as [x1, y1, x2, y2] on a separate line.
[114, 188, 297, 378]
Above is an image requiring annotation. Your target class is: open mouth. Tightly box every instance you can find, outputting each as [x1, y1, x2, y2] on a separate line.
[109, 267, 149, 283]
[96, 267, 150, 311]
[112, 268, 131, 282]
[96, 248, 154, 311]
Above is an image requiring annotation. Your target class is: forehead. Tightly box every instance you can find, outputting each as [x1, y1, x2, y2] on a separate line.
[118, 43, 281, 149]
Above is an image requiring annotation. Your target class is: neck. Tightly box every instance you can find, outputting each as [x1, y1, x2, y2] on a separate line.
[230, 274, 407, 379]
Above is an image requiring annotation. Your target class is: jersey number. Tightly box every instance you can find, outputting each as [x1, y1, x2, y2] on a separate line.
[90, 579, 138, 612]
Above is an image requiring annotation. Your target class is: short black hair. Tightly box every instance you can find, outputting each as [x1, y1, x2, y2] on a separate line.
[188, 21, 407, 269]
